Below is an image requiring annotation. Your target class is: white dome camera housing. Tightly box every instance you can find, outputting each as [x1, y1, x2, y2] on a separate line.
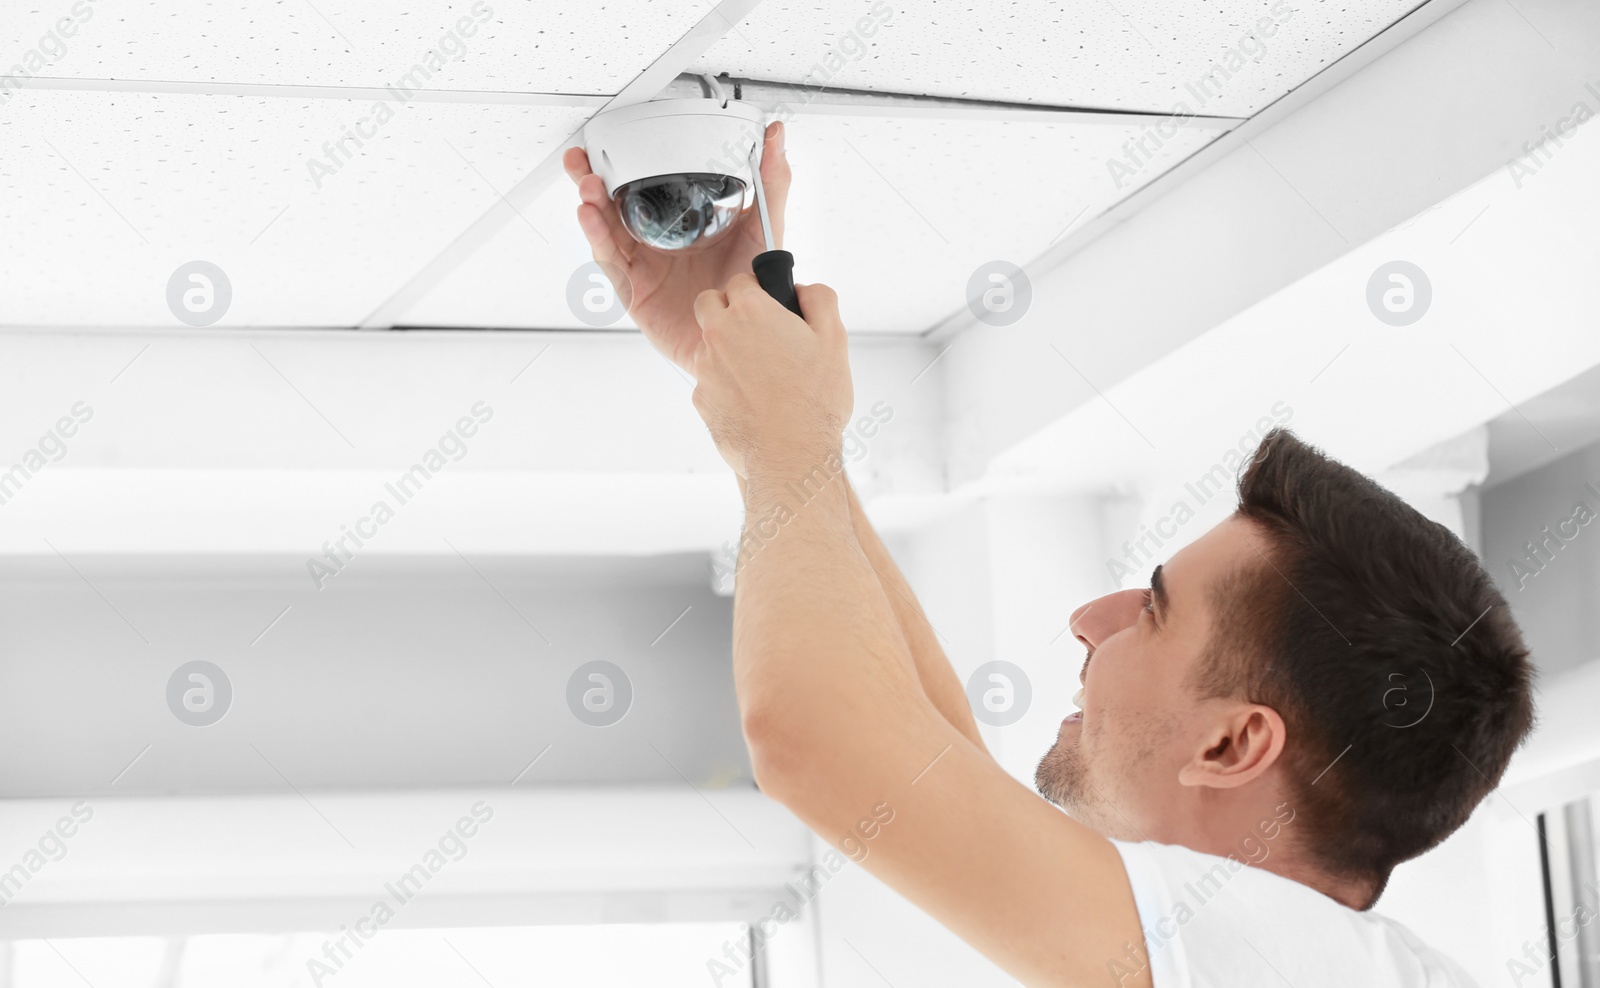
[582, 98, 768, 253]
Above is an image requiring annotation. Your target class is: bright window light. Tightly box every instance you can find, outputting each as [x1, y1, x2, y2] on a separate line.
[9, 923, 752, 988]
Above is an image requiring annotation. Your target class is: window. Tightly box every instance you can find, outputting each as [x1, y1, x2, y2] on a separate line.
[1537, 794, 1600, 987]
[6, 923, 754, 988]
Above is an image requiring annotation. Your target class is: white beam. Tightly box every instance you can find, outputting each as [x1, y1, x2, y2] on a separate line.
[0, 788, 810, 936]
[0, 328, 944, 555]
[937, 0, 1600, 485]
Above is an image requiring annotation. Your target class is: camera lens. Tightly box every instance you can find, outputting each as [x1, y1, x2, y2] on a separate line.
[616, 174, 747, 252]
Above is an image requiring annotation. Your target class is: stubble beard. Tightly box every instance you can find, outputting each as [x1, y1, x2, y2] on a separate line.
[1035, 734, 1091, 816]
[1036, 723, 1160, 842]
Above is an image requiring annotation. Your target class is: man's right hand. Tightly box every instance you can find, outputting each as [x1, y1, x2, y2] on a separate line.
[562, 120, 790, 377]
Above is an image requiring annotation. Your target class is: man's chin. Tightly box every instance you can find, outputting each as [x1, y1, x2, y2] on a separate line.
[1033, 740, 1087, 812]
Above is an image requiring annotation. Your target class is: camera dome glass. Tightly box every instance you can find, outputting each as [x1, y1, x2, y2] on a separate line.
[615, 173, 747, 252]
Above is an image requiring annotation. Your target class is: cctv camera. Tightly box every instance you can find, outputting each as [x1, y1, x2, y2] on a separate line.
[582, 98, 768, 253]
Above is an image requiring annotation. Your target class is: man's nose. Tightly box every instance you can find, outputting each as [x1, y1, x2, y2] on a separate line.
[1067, 588, 1149, 652]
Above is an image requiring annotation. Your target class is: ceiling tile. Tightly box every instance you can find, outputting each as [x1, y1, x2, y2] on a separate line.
[692, 0, 1418, 116]
[393, 165, 641, 331]
[1, 0, 717, 93]
[0, 90, 589, 326]
[398, 111, 1225, 333]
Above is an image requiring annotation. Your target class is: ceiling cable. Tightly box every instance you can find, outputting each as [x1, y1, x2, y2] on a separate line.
[697, 73, 727, 106]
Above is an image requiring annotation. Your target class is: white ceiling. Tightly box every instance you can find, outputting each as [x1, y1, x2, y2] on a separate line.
[690, 0, 1424, 115]
[397, 112, 1221, 332]
[0, 0, 720, 92]
[0, 0, 1428, 332]
[0, 91, 589, 326]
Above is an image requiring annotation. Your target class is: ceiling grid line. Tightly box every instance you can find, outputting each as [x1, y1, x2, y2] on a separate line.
[354, 0, 772, 330]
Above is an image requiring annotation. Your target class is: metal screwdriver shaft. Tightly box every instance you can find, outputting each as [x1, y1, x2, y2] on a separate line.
[747, 137, 802, 317]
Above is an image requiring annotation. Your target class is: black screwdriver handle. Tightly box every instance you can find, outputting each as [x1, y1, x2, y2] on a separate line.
[753, 249, 802, 318]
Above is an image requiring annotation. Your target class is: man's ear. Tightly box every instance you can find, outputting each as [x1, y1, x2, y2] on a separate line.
[1176, 703, 1286, 790]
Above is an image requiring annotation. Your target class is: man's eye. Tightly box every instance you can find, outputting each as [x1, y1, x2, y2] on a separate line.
[1142, 590, 1155, 614]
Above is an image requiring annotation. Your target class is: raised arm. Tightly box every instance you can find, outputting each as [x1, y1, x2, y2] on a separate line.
[840, 473, 989, 752]
[694, 278, 1150, 988]
[733, 470, 988, 753]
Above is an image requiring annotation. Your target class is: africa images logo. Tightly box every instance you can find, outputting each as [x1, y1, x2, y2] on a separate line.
[307, 402, 494, 589]
[304, 3, 495, 190]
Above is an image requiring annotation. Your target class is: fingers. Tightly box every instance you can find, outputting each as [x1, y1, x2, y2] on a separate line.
[579, 173, 634, 253]
[561, 145, 590, 183]
[692, 287, 729, 332]
[722, 272, 762, 299]
[760, 121, 791, 248]
[793, 283, 845, 343]
[567, 149, 622, 242]
[722, 273, 785, 322]
[720, 275, 843, 343]
[566, 145, 636, 274]
[575, 201, 634, 290]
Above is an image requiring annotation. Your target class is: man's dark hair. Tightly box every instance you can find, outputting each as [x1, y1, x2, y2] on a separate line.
[1193, 427, 1535, 905]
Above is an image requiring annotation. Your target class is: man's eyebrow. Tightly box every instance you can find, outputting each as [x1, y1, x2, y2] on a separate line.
[1150, 564, 1169, 623]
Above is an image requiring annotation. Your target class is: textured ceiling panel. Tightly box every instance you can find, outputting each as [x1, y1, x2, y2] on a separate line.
[0, 90, 589, 326]
[392, 160, 642, 331]
[690, 0, 1420, 116]
[398, 112, 1225, 333]
[0, 0, 716, 93]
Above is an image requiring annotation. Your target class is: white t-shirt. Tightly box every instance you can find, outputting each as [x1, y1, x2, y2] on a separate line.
[1109, 839, 1481, 988]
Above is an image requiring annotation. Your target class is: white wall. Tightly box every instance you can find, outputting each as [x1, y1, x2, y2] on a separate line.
[0, 554, 750, 794]
[1480, 439, 1600, 679]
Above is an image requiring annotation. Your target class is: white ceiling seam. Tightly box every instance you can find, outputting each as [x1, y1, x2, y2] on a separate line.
[355, 0, 771, 330]
[8, 76, 614, 108]
[3, 71, 1250, 123]
[688, 0, 1433, 117]
[690, 76, 1248, 124]
[4, 72, 1249, 123]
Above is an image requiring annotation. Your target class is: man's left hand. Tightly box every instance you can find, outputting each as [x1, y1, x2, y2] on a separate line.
[689, 275, 853, 483]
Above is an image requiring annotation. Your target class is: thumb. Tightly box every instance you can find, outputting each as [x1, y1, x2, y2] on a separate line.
[794, 283, 843, 340]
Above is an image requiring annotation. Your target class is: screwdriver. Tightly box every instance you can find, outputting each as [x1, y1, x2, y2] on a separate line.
[746, 135, 803, 318]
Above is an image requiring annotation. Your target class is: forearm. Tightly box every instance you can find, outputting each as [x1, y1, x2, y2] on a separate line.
[840, 474, 987, 752]
[731, 463, 932, 786]
[732, 472, 986, 752]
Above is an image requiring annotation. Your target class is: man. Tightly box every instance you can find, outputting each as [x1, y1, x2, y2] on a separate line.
[564, 122, 1535, 986]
